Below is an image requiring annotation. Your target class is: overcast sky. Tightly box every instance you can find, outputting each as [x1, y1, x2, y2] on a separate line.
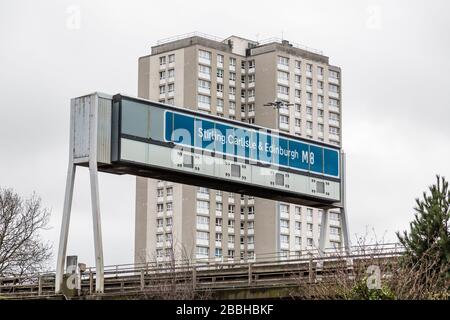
[0, 0, 449, 268]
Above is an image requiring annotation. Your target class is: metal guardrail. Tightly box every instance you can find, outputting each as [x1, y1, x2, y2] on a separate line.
[0, 243, 404, 298]
[257, 37, 324, 55]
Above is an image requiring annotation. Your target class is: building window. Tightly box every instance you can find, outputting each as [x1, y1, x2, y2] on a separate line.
[295, 89, 301, 98]
[329, 112, 339, 121]
[157, 234, 163, 243]
[166, 187, 173, 196]
[280, 219, 289, 228]
[248, 236, 254, 244]
[157, 188, 163, 197]
[317, 66, 324, 75]
[228, 219, 235, 228]
[198, 94, 211, 106]
[295, 74, 301, 83]
[229, 57, 236, 67]
[198, 49, 211, 61]
[157, 219, 163, 227]
[329, 70, 340, 79]
[229, 86, 236, 95]
[197, 199, 210, 210]
[216, 218, 222, 226]
[215, 248, 222, 257]
[157, 203, 164, 212]
[159, 56, 166, 65]
[295, 221, 301, 230]
[167, 98, 174, 105]
[306, 78, 313, 86]
[196, 246, 209, 256]
[329, 84, 339, 93]
[277, 56, 289, 66]
[248, 118, 255, 124]
[280, 115, 289, 125]
[307, 208, 313, 219]
[295, 118, 301, 127]
[318, 109, 324, 118]
[196, 215, 209, 225]
[295, 236, 301, 245]
[159, 71, 166, 80]
[248, 74, 255, 83]
[330, 227, 340, 235]
[230, 72, 236, 81]
[217, 54, 224, 64]
[159, 85, 165, 94]
[329, 126, 340, 135]
[307, 223, 313, 231]
[198, 79, 210, 90]
[306, 121, 313, 130]
[217, 68, 224, 78]
[329, 98, 340, 107]
[306, 107, 312, 115]
[295, 60, 301, 69]
[168, 83, 174, 92]
[277, 70, 289, 81]
[295, 104, 301, 113]
[229, 101, 236, 110]
[248, 89, 255, 97]
[318, 124, 324, 132]
[318, 80, 324, 89]
[306, 63, 312, 72]
[241, 90, 246, 99]
[228, 204, 235, 214]
[168, 54, 175, 63]
[307, 92, 312, 101]
[277, 85, 289, 95]
[228, 250, 235, 258]
[166, 217, 172, 226]
[330, 212, 340, 221]
[168, 69, 174, 78]
[216, 83, 224, 93]
[281, 235, 289, 243]
[199, 64, 211, 75]
[196, 231, 209, 240]
[217, 98, 224, 108]
[280, 204, 289, 214]
[318, 95, 324, 104]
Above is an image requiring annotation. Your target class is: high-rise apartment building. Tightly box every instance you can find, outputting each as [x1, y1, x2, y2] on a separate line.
[135, 33, 344, 264]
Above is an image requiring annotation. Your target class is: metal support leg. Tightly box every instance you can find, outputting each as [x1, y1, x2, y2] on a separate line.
[55, 163, 76, 293]
[89, 162, 104, 293]
[318, 208, 330, 255]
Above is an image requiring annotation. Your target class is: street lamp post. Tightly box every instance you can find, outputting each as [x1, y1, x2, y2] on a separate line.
[263, 99, 294, 130]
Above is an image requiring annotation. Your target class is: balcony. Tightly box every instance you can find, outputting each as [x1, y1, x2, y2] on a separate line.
[215, 210, 222, 217]
[216, 106, 223, 114]
[330, 233, 341, 242]
[229, 94, 235, 101]
[330, 218, 341, 227]
[247, 214, 254, 220]
[318, 88, 323, 95]
[240, 214, 245, 220]
[157, 196, 164, 203]
[279, 122, 289, 131]
[198, 72, 211, 81]
[318, 117, 323, 124]
[278, 78, 289, 86]
[228, 242, 234, 249]
[317, 74, 323, 80]
[197, 224, 209, 231]
[306, 85, 313, 92]
[240, 229, 244, 236]
[229, 65, 236, 72]
[277, 93, 289, 101]
[159, 63, 166, 70]
[228, 212, 235, 219]
[166, 210, 173, 217]
[241, 68, 246, 74]
[240, 244, 245, 250]
[306, 100, 312, 106]
[157, 211, 164, 218]
[248, 198, 254, 205]
[198, 57, 211, 66]
[247, 228, 254, 235]
[294, 126, 301, 133]
[215, 225, 222, 233]
[247, 96, 255, 103]
[166, 195, 173, 202]
[228, 197, 235, 204]
[241, 111, 246, 118]
[318, 131, 324, 138]
[215, 240, 222, 247]
[329, 105, 340, 113]
[159, 78, 166, 85]
[198, 87, 210, 95]
[197, 192, 210, 200]
[294, 82, 301, 89]
[277, 63, 289, 71]
[157, 181, 164, 188]
[216, 194, 222, 202]
[306, 128, 312, 136]
[279, 107, 289, 116]
[306, 114, 312, 121]
[329, 134, 340, 142]
[198, 102, 211, 111]
[248, 67, 255, 74]
[156, 242, 163, 248]
[157, 226, 164, 233]
[306, 71, 312, 77]
[228, 227, 235, 234]
[229, 108, 235, 116]
[217, 61, 223, 68]
[329, 91, 339, 99]
[159, 93, 165, 100]
[280, 211, 289, 219]
[328, 77, 339, 85]
[217, 77, 223, 84]
[247, 243, 254, 250]
[229, 79, 235, 87]
[280, 226, 290, 235]
[248, 81, 255, 88]
[329, 119, 340, 127]
[280, 242, 289, 250]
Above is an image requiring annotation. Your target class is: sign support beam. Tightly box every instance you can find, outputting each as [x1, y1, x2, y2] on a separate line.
[55, 95, 105, 294]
